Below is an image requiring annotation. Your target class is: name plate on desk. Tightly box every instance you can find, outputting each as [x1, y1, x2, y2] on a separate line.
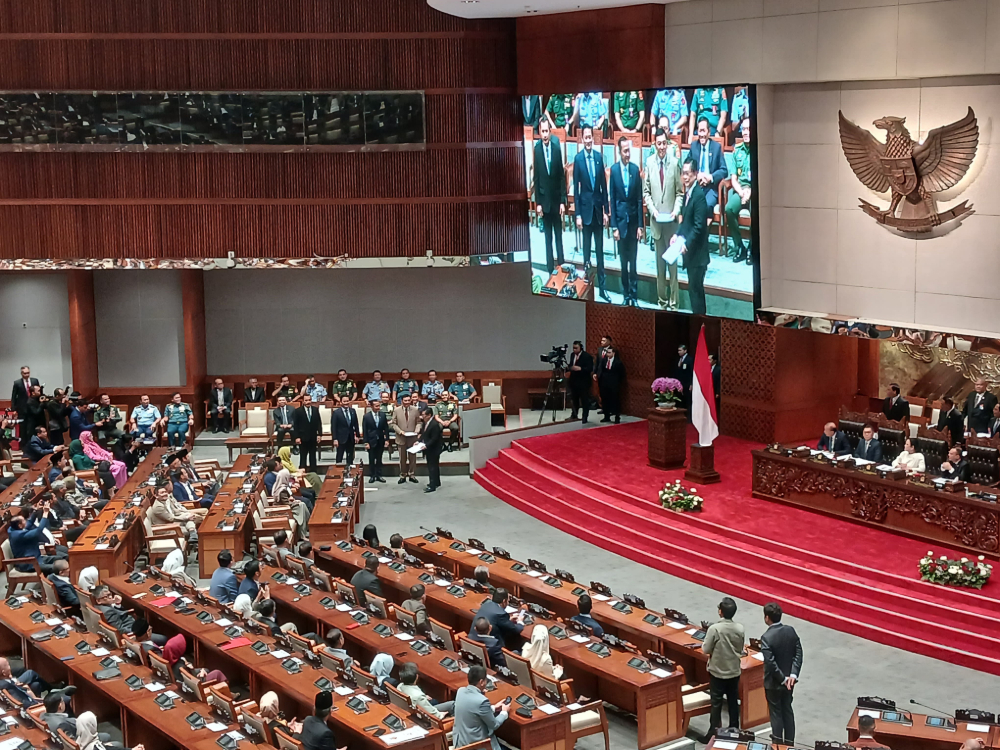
[943, 481, 966, 493]
[876, 466, 906, 481]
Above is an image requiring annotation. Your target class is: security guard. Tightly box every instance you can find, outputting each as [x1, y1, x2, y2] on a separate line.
[690, 87, 728, 137]
[544, 94, 574, 129]
[92, 394, 124, 445]
[613, 90, 645, 133]
[447, 372, 477, 403]
[726, 119, 753, 264]
[434, 391, 461, 451]
[163, 393, 194, 448]
[393, 369, 419, 404]
[330, 370, 357, 401]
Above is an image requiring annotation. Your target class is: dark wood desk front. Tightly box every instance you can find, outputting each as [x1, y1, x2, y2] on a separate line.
[198, 454, 258, 577]
[752, 449, 1000, 556]
[847, 706, 1000, 750]
[308, 465, 363, 546]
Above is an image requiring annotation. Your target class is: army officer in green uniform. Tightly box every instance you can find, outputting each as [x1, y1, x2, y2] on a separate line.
[688, 87, 728, 141]
[544, 94, 574, 129]
[93, 394, 125, 445]
[725, 120, 753, 264]
[434, 391, 461, 451]
[613, 90, 645, 133]
[330, 370, 357, 401]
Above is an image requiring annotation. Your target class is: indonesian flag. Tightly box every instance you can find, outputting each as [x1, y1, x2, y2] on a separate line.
[691, 324, 718, 446]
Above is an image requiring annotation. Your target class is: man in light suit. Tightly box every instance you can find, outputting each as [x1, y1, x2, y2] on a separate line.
[532, 119, 567, 273]
[390, 394, 421, 484]
[853, 425, 882, 462]
[676, 158, 710, 314]
[208, 378, 233, 433]
[609, 136, 644, 306]
[330, 395, 360, 465]
[293, 394, 322, 472]
[453, 665, 509, 750]
[272, 396, 295, 449]
[573, 125, 609, 301]
[760, 603, 803, 744]
[688, 117, 728, 210]
[643, 128, 683, 309]
[362, 398, 389, 483]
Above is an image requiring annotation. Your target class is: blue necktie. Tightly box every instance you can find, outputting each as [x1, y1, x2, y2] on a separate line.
[588, 153, 594, 184]
[622, 165, 629, 194]
[700, 145, 708, 174]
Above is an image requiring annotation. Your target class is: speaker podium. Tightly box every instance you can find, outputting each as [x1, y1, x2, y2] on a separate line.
[647, 407, 687, 470]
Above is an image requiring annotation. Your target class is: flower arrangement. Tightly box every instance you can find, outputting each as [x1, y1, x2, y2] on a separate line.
[918, 552, 992, 589]
[651, 377, 683, 407]
[659, 480, 703, 512]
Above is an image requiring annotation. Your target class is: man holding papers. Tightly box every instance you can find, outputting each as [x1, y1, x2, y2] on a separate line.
[675, 158, 711, 314]
[643, 129, 683, 309]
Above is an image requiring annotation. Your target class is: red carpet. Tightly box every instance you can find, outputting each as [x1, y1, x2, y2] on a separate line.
[475, 421, 1000, 675]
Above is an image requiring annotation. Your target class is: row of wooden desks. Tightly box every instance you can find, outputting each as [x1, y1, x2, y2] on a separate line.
[67, 448, 170, 583]
[0, 462, 45, 545]
[197, 454, 259, 577]
[105, 574, 442, 750]
[848, 706, 1000, 750]
[0, 595, 264, 750]
[307, 465, 363, 547]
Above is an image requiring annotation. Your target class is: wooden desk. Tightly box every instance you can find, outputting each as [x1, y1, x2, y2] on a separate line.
[198, 455, 260, 577]
[68, 448, 170, 582]
[105, 575, 442, 750]
[847, 706, 1000, 750]
[225, 436, 270, 464]
[307, 465, 363, 546]
[752, 449, 1000, 556]
[400, 535, 769, 730]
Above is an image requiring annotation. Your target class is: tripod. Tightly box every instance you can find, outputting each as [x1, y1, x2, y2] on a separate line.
[537, 366, 565, 426]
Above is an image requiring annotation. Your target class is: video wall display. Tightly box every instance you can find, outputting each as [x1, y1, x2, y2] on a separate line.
[0, 91, 425, 148]
[523, 86, 757, 320]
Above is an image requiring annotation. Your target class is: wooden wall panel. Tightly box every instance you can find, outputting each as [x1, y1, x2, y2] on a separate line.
[517, 4, 664, 94]
[66, 269, 98, 396]
[585, 301, 654, 418]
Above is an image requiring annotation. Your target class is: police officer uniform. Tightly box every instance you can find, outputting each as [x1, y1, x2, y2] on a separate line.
[692, 87, 728, 132]
[726, 140, 752, 263]
[93, 404, 124, 444]
[330, 379, 357, 401]
[613, 91, 644, 131]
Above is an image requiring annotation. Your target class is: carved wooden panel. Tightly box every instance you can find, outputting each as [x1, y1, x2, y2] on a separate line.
[586, 301, 655, 418]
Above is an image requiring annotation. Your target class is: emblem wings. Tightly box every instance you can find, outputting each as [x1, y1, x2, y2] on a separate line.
[838, 107, 978, 195]
[838, 111, 889, 194]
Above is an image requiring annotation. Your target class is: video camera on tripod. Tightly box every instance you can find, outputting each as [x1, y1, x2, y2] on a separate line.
[537, 345, 569, 425]
[540, 344, 569, 372]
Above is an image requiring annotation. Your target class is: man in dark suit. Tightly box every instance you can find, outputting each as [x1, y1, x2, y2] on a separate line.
[363, 398, 389, 483]
[243, 377, 266, 404]
[939, 445, 970, 481]
[272, 396, 296, 448]
[709, 353, 721, 412]
[597, 346, 625, 423]
[11, 366, 39, 421]
[208, 378, 233, 433]
[674, 344, 693, 414]
[964, 379, 998, 435]
[419, 407, 444, 493]
[676, 158, 711, 315]
[475, 588, 525, 649]
[467, 616, 505, 668]
[573, 125, 610, 301]
[881, 384, 909, 422]
[567, 341, 594, 423]
[936, 397, 965, 445]
[330, 395, 360, 465]
[48, 559, 81, 617]
[608, 136, 644, 306]
[818, 422, 851, 455]
[989, 404, 1000, 439]
[293, 394, 322, 472]
[687, 117, 728, 210]
[853, 425, 882, 462]
[349, 556, 383, 606]
[760, 603, 803, 744]
[533, 119, 567, 273]
[295, 690, 339, 750]
[24, 426, 58, 462]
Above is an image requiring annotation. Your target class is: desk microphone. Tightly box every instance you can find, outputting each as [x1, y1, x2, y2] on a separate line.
[909, 699, 955, 718]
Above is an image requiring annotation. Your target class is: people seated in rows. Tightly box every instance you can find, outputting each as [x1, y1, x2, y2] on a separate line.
[92, 394, 125, 445]
[881, 383, 909, 422]
[149, 483, 204, 540]
[45, 485, 91, 544]
[80, 431, 127, 487]
[613, 90, 644, 133]
[272, 375, 297, 402]
[238, 560, 267, 599]
[363, 370, 390, 402]
[77, 710, 145, 750]
[258, 691, 297, 741]
[473, 565, 494, 593]
[209, 378, 234, 434]
[817, 422, 850, 455]
[964, 379, 998, 435]
[162, 634, 228, 684]
[853, 425, 882, 462]
[42, 688, 107, 741]
[172, 467, 214, 508]
[277, 446, 322, 494]
[467, 616, 504, 669]
[370, 653, 397, 687]
[48, 558, 81, 616]
[650, 88, 688, 136]
[93, 584, 141, 633]
[379, 391, 395, 418]
[936, 397, 964, 446]
[522, 624, 563, 680]
[295, 690, 342, 750]
[421, 370, 444, 402]
[0, 656, 56, 706]
[163, 392, 194, 447]
[571, 593, 604, 636]
[939, 446, 970, 482]
[244, 377, 267, 404]
[209, 549, 239, 603]
[330, 370, 357, 401]
[332, 395, 360, 465]
[393, 369, 419, 403]
[891, 437, 925, 474]
[688, 117, 727, 210]
[689, 86, 727, 142]
[297, 375, 325, 403]
[399, 661, 454, 717]
[321, 628, 353, 667]
[8, 501, 69, 574]
[449, 371, 477, 403]
[24, 425, 61, 462]
[350, 556, 382, 606]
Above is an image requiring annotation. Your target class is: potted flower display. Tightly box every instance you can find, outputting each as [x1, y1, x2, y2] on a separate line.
[918, 552, 992, 589]
[651, 377, 683, 409]
[659, 480, 704, 512]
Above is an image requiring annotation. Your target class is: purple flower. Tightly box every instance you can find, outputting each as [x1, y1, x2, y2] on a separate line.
[651, 377, 683, 394]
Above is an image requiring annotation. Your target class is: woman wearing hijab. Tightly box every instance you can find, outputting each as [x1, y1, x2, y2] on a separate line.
[369, 653, 398, 687]
[161, 549, 197, 587]
[95, 462, 117, 499]
[162, 634, 227, 684]
[232, 593, 255, 621]
[77, 566, 99, 592]
[76, 711, 145, 750]
[258, 691, 299, 740]
[276, 447, 322, 494]
[68, 439, 95, 471]
[80, 432, 127, 488]
[362, 524, 380, 548]
[521, 624, 563, 680]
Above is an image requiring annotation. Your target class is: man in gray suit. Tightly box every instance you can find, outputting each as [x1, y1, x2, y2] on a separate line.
[453, 665, 509, 750]
[643, 128, 683, 309]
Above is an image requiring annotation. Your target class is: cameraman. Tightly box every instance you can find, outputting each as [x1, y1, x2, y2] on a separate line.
[567, 341, 594, 423]
[45, 388, 70, 446]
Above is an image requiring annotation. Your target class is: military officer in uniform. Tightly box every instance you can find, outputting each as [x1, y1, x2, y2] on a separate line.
[92, 394, 124, 445]
[729, 86, 751, 146]
[162, 393, 194, 448]
[434, 391, 461, 452]
[393, 369, 419, 404]
[725, 120, 753, 264]
[330, 370, 357, 402]
[650, 88, 689, 136]
[379, 391, 395, 419]
[271, 375, 298, 403]
[448, 372, 477, 403]
[689, 87, 728, 142]
[613, 90, 645, 133]
[544, 94, 574, 130]
[574, 91, 607, 134]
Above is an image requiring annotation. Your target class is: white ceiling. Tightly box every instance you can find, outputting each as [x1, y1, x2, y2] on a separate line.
[427, 0, 687, 20]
